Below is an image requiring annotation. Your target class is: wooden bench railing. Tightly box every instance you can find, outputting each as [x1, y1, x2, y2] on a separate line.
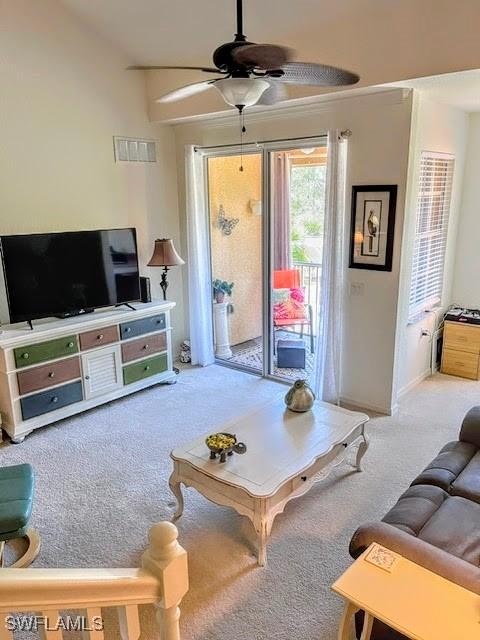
[0, 521, 188, 640]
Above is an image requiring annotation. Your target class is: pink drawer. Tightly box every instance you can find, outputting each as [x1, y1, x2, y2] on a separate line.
[121, 333, 167, 363]
[79, 325, 119, 351]
[17, 356, 81, 395]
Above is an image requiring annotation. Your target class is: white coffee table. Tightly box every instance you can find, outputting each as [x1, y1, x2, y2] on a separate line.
[169, 396, 369, 566]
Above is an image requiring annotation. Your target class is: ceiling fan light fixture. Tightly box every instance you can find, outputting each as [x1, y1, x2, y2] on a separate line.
[214, 77, 270, 108]
[128, 0, 360, 112]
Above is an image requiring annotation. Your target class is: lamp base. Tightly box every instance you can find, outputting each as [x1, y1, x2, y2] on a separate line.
[160, 266, 169, 301]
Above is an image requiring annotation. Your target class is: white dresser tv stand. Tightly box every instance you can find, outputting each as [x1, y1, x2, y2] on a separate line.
[0, 300, 175, 442]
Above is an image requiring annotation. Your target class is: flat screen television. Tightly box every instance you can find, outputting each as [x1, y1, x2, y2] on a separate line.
[0, 228, 141, 324]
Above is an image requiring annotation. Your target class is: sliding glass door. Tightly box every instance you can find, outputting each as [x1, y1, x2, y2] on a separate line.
[207, 151, 264, 374]
[268, 142, 327, 382]
[205, 137, 328, 382]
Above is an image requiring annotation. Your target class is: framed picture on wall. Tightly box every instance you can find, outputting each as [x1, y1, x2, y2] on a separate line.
[349, 185, 398, 271]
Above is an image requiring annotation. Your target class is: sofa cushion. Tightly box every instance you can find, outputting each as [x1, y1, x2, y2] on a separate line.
[410, 440, 477, 492]
[450, 451, 480, 504]
[417, 496, 480, 566]
[382, 484, 449, 536]
[460, 406, 480, 448]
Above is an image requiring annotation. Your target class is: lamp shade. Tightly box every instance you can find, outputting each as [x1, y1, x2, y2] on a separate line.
[147, 238, 184, 267]
[213, 78, 270, 108]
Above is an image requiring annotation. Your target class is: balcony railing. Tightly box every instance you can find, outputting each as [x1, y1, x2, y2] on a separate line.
[293, 261, 322, 336]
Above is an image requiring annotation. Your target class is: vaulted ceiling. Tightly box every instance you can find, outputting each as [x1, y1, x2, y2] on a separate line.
[60, 0, 373, 67]
[60, 0, 480, 121]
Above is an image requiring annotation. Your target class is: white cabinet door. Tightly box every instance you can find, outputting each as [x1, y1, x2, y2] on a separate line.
[81, 344, 122, 400]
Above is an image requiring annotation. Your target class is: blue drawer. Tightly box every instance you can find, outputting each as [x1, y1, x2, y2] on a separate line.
[120, 314, 166, 340]
[20, 381, 83, 420]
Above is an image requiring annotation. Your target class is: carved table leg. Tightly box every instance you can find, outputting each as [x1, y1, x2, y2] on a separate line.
[356, 426, 370, 472]
[337, 602, 359, 640]
[169, 471, 185, 522]
[253, 501, 272, 567]
[256, 520, 268, 567]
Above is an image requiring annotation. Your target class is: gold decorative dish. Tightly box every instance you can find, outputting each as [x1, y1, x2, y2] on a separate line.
[205, 432, 247, 463]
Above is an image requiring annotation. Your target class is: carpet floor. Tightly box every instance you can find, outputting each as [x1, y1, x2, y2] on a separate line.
[1, 366, 478, 640]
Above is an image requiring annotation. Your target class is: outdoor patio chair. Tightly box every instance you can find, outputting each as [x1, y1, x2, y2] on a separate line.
[273, 269, 315, 354]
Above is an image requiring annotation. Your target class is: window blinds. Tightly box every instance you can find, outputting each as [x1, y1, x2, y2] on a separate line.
[408, 152, 455, 318]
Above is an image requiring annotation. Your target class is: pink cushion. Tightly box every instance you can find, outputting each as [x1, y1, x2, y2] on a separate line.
[274, 318, 310, 326]
[273, 287, 308, 322]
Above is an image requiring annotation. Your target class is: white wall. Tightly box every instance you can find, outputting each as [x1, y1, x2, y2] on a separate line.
[174, 89, 413, 413]
[452, 113, 480, 307]
[0, 0, 184, 353]
[393, 94, 468, 399]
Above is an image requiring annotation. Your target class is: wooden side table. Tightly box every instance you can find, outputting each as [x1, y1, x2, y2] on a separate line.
[332, 543, 480, 640]
[441, 320, 480, 379]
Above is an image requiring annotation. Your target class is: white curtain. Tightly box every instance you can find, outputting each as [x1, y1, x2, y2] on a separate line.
[185, 145, 215, 366]
[313, 131, 347, 403]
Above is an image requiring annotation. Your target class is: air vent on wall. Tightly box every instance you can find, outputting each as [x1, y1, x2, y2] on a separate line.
[113, 137, 156, 163]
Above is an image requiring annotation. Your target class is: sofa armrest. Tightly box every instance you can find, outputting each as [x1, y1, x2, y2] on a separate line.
[459, 406, 480, 448]
[349, 522, 480, 596]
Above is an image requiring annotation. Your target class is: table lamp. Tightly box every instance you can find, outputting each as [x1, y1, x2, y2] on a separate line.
[147, 238, 185, 300]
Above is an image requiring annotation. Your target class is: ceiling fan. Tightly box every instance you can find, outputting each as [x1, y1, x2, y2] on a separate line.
[128, 0, 360, 112]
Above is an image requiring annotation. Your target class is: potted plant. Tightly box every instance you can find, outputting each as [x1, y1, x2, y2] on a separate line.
[213, 279, 234, 304]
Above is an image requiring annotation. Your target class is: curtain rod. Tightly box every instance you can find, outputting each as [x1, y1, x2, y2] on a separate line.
[193, 130, 351, 153]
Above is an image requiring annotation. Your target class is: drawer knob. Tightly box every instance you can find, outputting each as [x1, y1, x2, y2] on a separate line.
[144, 365, 150, 371]
[68, 342, 74, 348]
[301, 476, 307, 482]
[125, 327, 131, 333]
[97, 334, 104, 340]
[143, 344, 149, 350]
[85, 375, 90, 380]
[48, 372, 55, 378]
[51, 396, 59, 403]
[156, 319, 161, 324]
[22, 353, 29, 359]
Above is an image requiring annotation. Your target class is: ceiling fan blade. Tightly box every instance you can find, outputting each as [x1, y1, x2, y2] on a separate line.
[256, 80, 288, 105]
[271, 62, 360, 86]
[232, 44, 293, 70]
[156, 80, 216, 103]
[127, 65, 224, 74]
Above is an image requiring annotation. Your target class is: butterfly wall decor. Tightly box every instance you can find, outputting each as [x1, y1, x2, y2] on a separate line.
[217, 205, 239, 236]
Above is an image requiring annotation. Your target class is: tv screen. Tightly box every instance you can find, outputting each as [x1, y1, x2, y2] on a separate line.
[0, 228, 141, 323]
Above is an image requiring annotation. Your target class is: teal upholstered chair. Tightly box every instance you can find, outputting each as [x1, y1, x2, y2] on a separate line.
[0, 464, 40, 567]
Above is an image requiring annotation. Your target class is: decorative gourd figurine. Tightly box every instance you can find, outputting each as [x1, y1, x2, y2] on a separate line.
[285, 379, 316, 412]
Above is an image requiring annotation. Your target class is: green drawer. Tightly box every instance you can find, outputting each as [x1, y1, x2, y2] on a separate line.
[123, 353, 168, 385]
[14, 335, 79, 368]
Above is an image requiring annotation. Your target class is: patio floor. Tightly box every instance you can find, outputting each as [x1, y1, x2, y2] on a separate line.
[227, 330, 315, 382]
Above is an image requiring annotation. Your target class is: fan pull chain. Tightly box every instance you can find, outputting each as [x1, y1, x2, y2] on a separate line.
[239, 109, 246, 172]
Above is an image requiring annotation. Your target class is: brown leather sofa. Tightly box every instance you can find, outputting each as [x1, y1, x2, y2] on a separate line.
[349, 406, 480, 640]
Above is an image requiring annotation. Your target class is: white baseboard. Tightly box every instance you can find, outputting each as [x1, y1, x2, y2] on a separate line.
[397, 368, 432, 401]
[340, 371, 433, 416]
[339, 395, 394, 416]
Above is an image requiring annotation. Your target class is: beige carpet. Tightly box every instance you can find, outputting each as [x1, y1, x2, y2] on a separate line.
[1, 366, 477, 640]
